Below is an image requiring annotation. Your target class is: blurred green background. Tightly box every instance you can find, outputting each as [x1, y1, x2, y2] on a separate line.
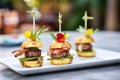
[0, 0, 120, 34]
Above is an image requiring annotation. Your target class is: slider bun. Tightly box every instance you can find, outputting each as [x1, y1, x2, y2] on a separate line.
[76, 50, 96, 58]
[20, 59, 43, 68]
[50, 41, 71, 49]
[75, 36, 94, 44]
[50, 57, 73, 65]
[21, 40, 43, 49]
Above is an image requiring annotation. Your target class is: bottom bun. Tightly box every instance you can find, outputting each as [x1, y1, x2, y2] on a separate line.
[20, 59, 43, 68]
[50, 57, 73, 65]
[76, 50, 96, 58]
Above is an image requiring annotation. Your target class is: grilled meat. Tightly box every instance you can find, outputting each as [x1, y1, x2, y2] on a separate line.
[48, 48, 70, 58]
[77, 43, 92, 51]
[12, 49, 28, 57]
[82, 43, 92, 51]
[12, 48, 41, 57]
[25, 49, 41, 57]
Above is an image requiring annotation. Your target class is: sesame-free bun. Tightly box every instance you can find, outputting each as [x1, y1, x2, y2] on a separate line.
[75, 36, 94, 44]
[20, 59, 43, 68]
[76, 50, 96, 58]
[50, 57, 73, 65]
[50, 41, 71, 49]
[21, 40, 43, 49]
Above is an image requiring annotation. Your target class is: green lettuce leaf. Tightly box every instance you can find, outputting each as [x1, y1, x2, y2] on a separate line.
[19, 56, 44, 61]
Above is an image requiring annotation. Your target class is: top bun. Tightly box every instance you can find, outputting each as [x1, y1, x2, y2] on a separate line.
[21, 40, 43, 49]
[50, 41, 71, 49]
[75, 36, 94, 44]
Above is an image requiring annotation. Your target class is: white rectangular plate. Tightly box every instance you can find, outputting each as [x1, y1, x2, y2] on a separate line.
[0, 48, 120, 75]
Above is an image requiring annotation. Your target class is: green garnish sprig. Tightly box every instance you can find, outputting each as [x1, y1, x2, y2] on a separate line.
[77, 26, 98, 36]
[49, 32, 70, 40]
[24, 26, 48, 41]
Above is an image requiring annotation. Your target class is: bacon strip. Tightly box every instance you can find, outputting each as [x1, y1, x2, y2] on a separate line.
[12, 49, 28, 57]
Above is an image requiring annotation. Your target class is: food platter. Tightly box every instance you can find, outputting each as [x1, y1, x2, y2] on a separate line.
[0, 48, 120, 75]
[0, 34, 24, 46]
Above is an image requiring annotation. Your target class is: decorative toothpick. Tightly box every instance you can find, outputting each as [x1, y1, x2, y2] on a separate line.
[82, 11, 94, 30]
[27, 7, 41, 33]
[58, 12, 62, 33]
[24, 0, 41, 34]
[77, 11, 98, 36]
[32, 8, 36, 33]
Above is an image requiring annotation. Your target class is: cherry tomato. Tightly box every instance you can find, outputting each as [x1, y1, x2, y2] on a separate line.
[56, 33, 65, 42]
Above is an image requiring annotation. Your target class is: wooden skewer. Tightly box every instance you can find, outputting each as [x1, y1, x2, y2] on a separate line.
[58, 12, 62, 33]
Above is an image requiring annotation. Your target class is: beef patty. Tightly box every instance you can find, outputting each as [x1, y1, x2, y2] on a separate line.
[77, 43, 92, 51]
[48, 49, 69, 58]
[25, 48, 41, 57]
